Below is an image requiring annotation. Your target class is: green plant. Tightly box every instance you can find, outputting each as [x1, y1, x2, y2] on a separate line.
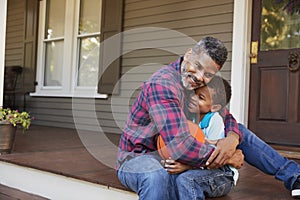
[0, 107, 31, 132]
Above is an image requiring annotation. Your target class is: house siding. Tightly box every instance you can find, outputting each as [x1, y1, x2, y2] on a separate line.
[13, 0, 234, 134]
[5, 0, 25, 67]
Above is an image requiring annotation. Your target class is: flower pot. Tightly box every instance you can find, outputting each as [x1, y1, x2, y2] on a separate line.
[0, 123, 17, 154]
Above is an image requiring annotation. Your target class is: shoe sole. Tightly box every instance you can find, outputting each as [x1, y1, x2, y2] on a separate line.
[292, 189, 300, 199]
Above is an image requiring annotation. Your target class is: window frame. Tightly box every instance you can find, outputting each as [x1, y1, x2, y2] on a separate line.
[32, 0, 108, 98]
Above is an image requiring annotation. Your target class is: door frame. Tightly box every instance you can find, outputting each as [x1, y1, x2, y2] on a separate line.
[0, 0, 8, 107]
[230, 0, 253, 126]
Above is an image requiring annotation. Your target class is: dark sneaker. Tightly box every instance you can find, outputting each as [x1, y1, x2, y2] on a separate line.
[292, 177, 300, 199]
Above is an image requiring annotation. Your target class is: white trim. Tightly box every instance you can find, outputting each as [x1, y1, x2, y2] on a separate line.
[230, 0, 252, 126]
[0, 161, 137, 200]
[36, 0, 46, 91]
[30, 92, 108, 99]
[0, 0, 7, 107]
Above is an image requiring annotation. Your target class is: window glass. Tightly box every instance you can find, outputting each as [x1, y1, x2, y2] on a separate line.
[44, 41, 63, 86]
[78, 37, 100, 86]
[79, 0, 101, 34]
[45, 0, 66, 39]
[261, 0, 300, 50]
[77, 0, 101, 87]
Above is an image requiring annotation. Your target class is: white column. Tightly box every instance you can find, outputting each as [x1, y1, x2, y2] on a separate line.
[230, 0, 252, 126]
[0, 0, 8, 107]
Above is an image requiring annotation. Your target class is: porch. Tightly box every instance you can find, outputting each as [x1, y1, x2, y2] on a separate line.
[0, 125, 298, 199]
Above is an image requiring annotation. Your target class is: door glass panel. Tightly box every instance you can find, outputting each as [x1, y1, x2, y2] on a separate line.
[261, 0, 300, 50]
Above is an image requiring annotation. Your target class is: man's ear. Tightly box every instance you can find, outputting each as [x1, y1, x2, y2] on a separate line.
[211, 104, 222, 112]
[183, 48, 192, 61]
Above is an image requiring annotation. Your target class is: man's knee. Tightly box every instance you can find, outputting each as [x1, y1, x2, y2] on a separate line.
[142, 169, 169, 186]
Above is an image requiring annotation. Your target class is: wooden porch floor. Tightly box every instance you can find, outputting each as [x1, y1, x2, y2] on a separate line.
[0, 125, 299, 199]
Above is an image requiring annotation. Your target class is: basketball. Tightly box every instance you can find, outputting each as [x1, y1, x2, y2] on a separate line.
[156, 120, 205, 159]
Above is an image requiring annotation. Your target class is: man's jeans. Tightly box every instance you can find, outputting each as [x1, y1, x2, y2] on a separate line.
[237, 123, 300, 190]
[118, 155, 171, 200]
[117, 155, 233, 200]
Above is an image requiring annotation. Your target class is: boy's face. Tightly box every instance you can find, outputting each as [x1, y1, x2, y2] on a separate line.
[181, 51, 220, 90]
[188, 86, 214, 114]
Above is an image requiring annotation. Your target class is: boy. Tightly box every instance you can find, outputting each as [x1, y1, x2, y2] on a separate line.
[164, 76, 239, 199]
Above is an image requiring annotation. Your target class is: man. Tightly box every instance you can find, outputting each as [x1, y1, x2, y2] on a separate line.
[116, 36, 300, 199]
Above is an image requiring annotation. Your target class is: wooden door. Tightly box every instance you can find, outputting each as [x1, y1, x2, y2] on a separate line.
[249, 0, 300, 146]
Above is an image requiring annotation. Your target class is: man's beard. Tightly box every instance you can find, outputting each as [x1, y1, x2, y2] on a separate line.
[181, 72, 205, 90]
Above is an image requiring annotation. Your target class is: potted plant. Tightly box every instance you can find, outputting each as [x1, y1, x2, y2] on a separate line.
[0, 107, 31, 154]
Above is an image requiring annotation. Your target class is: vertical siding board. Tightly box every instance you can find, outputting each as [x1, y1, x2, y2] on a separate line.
[25, 0, 234, 134]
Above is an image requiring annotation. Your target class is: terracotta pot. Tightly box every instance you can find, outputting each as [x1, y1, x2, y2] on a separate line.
[0, 123, 17, 154]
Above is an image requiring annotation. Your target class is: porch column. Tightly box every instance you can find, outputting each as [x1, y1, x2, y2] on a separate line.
[230, 0, 252, 126]
[0, 0, 8, 107]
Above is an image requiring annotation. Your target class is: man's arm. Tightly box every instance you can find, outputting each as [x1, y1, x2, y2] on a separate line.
[147, 81, 214, 167]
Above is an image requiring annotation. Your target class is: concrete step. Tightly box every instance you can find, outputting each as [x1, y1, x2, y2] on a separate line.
[0, 161, 137, 200]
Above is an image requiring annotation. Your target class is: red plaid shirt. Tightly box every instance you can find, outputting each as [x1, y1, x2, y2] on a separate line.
[116, 57, 242, 169]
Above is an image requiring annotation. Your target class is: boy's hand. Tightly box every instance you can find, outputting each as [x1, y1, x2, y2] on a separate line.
[226, 149, 244, 169]
[161, 158, 192, 174]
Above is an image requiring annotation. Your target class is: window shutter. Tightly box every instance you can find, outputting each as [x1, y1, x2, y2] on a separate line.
[98, 0, 124, 95]
[23, 0, 38, 92]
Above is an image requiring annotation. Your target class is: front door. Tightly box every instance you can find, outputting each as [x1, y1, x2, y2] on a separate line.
[249, 0, 300, 146]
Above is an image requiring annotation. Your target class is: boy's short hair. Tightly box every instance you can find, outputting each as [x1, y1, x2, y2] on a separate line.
[206, 75, 231, 108]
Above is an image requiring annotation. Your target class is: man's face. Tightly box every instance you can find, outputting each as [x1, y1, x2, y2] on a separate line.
[181, 51, 220, 90]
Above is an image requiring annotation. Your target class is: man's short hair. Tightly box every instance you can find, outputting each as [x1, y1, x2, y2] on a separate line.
[192, 36, 228, 68]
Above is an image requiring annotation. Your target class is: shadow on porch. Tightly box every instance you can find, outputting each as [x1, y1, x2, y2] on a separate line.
[0, 125, 298, 199]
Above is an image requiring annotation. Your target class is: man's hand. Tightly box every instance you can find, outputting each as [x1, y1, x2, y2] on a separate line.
[188, 92, 200, 114]
[227, 149, 244, 169]
[206, 131, 239, 169]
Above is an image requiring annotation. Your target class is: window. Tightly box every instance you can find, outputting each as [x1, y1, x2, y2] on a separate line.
[34, 0, 123, 98]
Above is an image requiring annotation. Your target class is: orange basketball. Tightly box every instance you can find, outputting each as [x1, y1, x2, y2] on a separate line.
[157, 120, 205, 159]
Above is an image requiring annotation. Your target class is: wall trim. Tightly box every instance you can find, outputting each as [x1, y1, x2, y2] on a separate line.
[0, 0, 7, 107]
[230, 0, 252, 126]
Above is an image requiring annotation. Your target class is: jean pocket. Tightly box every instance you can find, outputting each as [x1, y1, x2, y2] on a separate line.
[206, 174, 234, 198]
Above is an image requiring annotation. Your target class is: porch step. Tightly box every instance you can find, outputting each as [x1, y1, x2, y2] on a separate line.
[0, 184, 48, 200]
[271, 144, 300, 160]
[0, 161, 137, 200]
[278, 150, 300, 160]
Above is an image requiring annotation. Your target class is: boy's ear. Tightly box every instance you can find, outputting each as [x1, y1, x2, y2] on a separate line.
[211, 104, 222, 112]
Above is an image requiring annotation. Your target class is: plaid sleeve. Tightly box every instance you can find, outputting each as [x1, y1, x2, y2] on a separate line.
[219, 108, 243, 142]
[146, 80, 214, 167]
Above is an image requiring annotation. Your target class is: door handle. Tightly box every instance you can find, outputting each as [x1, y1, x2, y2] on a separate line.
[250, 41, 258, 64]
[288, 51, 300, 72]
